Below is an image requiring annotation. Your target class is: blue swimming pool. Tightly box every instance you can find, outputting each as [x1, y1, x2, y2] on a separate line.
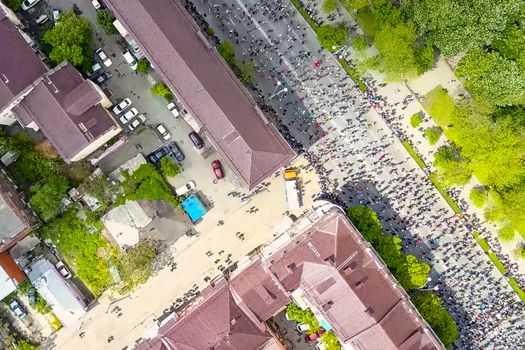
[182, 194, 207, 222]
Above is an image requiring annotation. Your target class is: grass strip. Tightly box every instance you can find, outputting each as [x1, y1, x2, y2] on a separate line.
[401, 141, 462, 213]
[488, 252, 507, 274]
[338, 59, 367, 92]
[428, 174, 462, 214]
[289, 0, 319, 31]
[402, 141, 427, 169]
[509, 278, 525, 303]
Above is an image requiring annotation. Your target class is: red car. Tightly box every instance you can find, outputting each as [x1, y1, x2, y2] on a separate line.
[211, 160, 224, 179]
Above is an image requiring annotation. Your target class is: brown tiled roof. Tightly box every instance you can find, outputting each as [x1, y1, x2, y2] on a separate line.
[13, 62, 119, 162]
[104, 0, 295, 190]
[0, 251, 25, 283]
[266, 210, 444, 350]
[0, 10, 47, 110]
[141, 279, 278, 350]
[229, 260, 289, 322]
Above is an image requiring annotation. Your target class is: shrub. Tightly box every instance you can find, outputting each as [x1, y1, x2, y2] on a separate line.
[469, 188, 488, 208]
[237, 61, 256, 85]
[117, 241, 157, 293]
[122, 164, 179, 206]
[322, 0, 337, 14]
[217, 40, 236, 65]
[352, 35, 368, 52]
[29, 175, 69, 221]
[498, 226, 515, 242]
[410, 113, 423, 127]
[96, 9, 117, 35]
[206, 26, 215, 36]
[4, 0, 23, 12]
[151, 82, 173, 101]
[285, 304, 320, 334]
[424, 128, 441, 145]
[160, 157, 180, 177]
[136, 59, 150, 74]
[317, 24, 349, 52]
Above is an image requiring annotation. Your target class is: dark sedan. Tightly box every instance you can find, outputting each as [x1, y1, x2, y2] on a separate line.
[169, 142, 185, 162]
[147, 147, 170, 163]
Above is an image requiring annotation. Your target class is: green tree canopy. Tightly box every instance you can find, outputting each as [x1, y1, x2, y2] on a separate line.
[412, 292, 459, 348]
[117, 241, 157, 292]
[159, 157, 180, 178]
[122, 164, 178, 206]
[136, 59, 150, 74]
[396, 255, 431, 290]
[317, 24, 349, 52]
[96, 9, 117, 35]
[433, 145, 472, 188]
[151, 82, 173, 101]
[404, 0, 522, 56]
[322, 0, 337, 14]
[469, 187, 488, 208]
[346, 206, 383, 242]
[42, 12, 92, 68]
[456, 50, 525, 106]
[351, 35, 369, 52]
[29, 175, 69, 221]
[41, 210, 113, 296]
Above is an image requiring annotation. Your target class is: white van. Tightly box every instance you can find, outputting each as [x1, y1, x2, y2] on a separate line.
[175, 181, 196, 196]
[122, 50, 138, 70]
[35, 14, 49, 25]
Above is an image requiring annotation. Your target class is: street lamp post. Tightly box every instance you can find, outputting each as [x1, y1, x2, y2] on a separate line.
[269, 87, 288, 100]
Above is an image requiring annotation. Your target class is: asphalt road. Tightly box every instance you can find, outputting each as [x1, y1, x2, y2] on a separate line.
[189, 0, 525, 348]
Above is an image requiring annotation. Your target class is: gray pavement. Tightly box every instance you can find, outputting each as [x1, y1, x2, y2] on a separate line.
[188, 0, 525, 348]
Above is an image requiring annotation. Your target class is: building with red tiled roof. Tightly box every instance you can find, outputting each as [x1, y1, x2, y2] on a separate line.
[137, 278, 283, 350]
[104, 0, 296, 190]
[0, 6, 121, 163]
[139, 205, 443, 350]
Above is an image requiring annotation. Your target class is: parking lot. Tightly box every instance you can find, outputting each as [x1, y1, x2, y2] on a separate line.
[267, 310, 318, 350]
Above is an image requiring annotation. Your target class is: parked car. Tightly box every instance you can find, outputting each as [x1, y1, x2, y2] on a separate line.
[175, 180, 196, 196]
[211, 160, 224, 179]
[169, 142, 185, 162]
[122, 50, 138, 70]
[188, 131, 204, 149]
[55, 261, 72, 279]
[52, 9, 61, 25]
[167, 102, 181, 118]
[22, 0, 41, 10]
[119, 108, 138, 124]
[91, 0, 101, 9]
[128, 114, 146, 131]
[305, 333, 319, 341]
[9, 300, 27, 319]
[95, 48, 112, 67]
[147, 147, 170, 163]
[35, 13, 49, 25]
[156, 124, 171, 140]
[27, 289, 36, 305]
[297, 323, 310, 333]
[95, 71, 112, 84]
[112, 98, 132, 114]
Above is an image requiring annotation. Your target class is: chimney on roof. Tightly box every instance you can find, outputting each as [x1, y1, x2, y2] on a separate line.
[364, 306, 374, 315]
[322, 300, 334, 311]
[355, 276, 368, 288]
[287, 263, 297, 271]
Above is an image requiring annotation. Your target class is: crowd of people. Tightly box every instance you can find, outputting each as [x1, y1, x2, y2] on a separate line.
[187, 0, 525, 348]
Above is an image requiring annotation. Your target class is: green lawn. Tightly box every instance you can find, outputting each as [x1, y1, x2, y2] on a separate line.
[422, 87, 455, 127]
[473, 231, 491, 251]
[509, 278, 525, 302]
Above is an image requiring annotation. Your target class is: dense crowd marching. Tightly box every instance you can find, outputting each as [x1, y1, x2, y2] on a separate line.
[186, 0, 525, 348]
